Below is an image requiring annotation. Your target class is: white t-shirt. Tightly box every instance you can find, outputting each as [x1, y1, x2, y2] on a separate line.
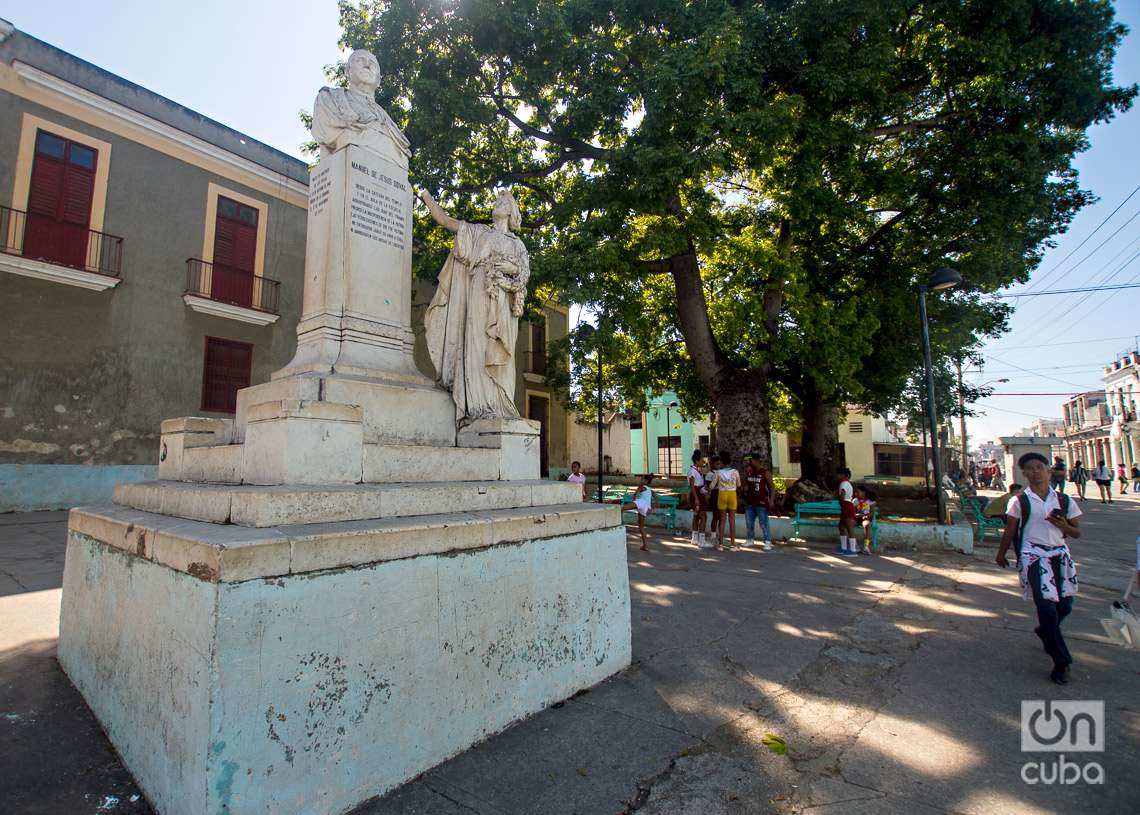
[688, 465, 704, 490]
[717, 467, 740, 493]
[567, 472, 586, 498]
[633, 485, 652, 516]
[1006, 488, 1082, 549]
[838, 479, 854, 503]
[1092, 465, 1111, 481]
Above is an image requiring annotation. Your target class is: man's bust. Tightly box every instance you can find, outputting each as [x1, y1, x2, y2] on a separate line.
[311, 49, 411, 168]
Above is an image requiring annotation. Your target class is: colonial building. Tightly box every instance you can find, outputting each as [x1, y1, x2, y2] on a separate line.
[1061, 390, 1110, 468]
[1100, 350, 1140, 470]
[0, 22, 568, 508]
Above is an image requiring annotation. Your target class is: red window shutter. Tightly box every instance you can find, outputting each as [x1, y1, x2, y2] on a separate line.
[201, 338, 253, 414]
[27, 156, 66, 216]
[213, 198, 257, 273]
[60, 165, 96, 225]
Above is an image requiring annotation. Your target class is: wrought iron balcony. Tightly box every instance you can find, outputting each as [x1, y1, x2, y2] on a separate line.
[0, 204, 123, 277]
[185, 258, 280, 315]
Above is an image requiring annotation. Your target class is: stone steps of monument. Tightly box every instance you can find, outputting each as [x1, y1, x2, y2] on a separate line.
[70, 501, 621, 583]
[175, 441, 530, 485]
[114, 479, 583, 528]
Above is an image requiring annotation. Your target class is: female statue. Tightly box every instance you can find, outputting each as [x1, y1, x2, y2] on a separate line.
[421, 189, 530, 422]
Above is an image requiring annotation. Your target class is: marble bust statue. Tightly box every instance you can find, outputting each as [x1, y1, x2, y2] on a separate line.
[422, 189, 531, 422]
[311, 49, 411, 167]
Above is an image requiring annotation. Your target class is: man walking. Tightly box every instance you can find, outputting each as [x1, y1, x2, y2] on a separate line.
[743, 454, 774, 551]
[1049, 456, 1067, 495]
[996, 452, 1082, 684]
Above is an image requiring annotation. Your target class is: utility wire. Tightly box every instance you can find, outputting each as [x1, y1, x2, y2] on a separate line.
[992, 281, 1140, 297]
[1023, 182, 1140, 292]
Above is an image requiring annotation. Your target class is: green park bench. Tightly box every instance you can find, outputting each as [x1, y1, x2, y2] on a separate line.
[861, 474, 901, 485]
[961, 495, 1004, 542]
[792, 499, 879, 552]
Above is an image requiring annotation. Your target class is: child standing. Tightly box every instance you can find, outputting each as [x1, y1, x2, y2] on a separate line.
[687, 450, 710, 548]
[854, 486, 877, 555]
[743, 455, 774, 551]
[626, 474, 655, 551]
[836, 467, 858, 557]
[566, 461, 587, 501]
[706, 455, 721, 541]
[715, 452, 741, 550]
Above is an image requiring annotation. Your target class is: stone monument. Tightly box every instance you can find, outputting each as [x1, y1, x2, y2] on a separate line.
[57, 51, 631, 815]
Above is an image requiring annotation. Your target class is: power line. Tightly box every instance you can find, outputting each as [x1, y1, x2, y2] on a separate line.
[992, 281, 1140, 297]
[1055, 248, 1140, 325]
[980, 333, 1137, 350]
[983, 352, 1102, 389]
[1024, 182, 1140, 292]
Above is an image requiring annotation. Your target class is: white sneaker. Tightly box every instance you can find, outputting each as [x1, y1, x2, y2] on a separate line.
[762, 541, 773, 551]
[744, 539, 754, 548]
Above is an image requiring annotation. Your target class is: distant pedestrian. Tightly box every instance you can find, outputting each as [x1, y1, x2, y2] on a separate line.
[1117, 463, 1129, 494]
[1092, 460, 1113, 503]
[996, 452, 1082, 685]
[1050, 457, 1067, 495]
[992, 465, 1006, 491]
[743, 454, 774, 551]
[566, 461, 587, 501]
[1131, 464, 1140, 493]
[1070, 460, 1088, 501]
[836, 467, 858, 557]
[625, 474, 655, 551]
[687, 450, 711, 549]
[706, 455, 721, 539]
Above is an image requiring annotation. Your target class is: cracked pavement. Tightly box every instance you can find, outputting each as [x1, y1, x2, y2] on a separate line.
[2, 499, 1138, 814]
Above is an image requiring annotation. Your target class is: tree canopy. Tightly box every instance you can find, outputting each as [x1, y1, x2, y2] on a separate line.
[336, 0, 1135, 476]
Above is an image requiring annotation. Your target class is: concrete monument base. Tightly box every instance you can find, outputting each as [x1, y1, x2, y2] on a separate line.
[59, 503, 631, 815]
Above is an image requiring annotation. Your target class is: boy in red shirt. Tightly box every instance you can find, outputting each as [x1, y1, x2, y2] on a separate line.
[744, 454, 774, 551]
[836, 467, 858, 557]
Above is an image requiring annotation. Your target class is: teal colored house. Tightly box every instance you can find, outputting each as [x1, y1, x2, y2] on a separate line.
[629, 392, 712, 477]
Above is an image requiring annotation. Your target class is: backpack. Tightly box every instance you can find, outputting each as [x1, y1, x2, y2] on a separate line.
[1015, 491, 1070, 562]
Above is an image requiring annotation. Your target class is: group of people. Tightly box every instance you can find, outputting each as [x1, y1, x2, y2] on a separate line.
[685, 450, 775, 552]
[1049, 456, 1140, 504]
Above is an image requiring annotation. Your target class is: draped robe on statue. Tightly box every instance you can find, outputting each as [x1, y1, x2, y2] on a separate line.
[425, 222, 530, 422]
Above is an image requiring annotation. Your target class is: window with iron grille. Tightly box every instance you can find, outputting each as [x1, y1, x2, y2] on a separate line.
[201, 337, 252, 413]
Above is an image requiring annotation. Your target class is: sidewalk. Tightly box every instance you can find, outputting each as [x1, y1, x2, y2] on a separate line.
[2, 501, 1138, 814]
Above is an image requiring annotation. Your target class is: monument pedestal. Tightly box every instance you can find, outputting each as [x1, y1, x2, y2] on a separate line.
[59, 90, 630, 815]
[60, 503, 629, 815]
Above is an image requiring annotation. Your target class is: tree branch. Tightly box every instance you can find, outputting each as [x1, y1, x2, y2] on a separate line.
[870, 113, 958, 137]
[492, 92, 609, 161]
[852, 207, 913, 255]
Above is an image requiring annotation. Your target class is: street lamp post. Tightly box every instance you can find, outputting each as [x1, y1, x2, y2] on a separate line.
[578, 324, 605, 503]
[919, 267, 962, 524]
[665, 400, 678, 476]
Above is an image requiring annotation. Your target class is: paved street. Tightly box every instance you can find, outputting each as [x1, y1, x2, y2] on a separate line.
[2, 496, 1138, 815]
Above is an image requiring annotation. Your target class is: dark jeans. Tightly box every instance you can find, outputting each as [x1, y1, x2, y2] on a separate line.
[745, 504, 770, 542]
[1030, 558, 1073, 668]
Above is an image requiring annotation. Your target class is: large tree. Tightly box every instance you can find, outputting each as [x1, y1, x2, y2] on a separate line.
[337, 0, 1134, 472]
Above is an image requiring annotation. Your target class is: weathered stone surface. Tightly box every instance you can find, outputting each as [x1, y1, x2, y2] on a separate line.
[243, 400, 364, 485]
[57, 520, 631, 815]
[456, 417, 540, 449]
[322, 375, 456, 446]
[114, 480, 584, 528]
[180, 444, 243, 484]
[234, 376, 322, 443]
[68, 502, 619, 581]
[363, 443, 499, 483]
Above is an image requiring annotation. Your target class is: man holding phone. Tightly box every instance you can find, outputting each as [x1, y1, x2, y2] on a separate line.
[996, 452, 1082, 684]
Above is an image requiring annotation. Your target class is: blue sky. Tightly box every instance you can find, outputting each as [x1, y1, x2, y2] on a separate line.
[7, 0, 1139, 446]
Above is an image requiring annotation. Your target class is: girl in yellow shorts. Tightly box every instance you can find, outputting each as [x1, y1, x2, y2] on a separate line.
[715, 453, 741, 550]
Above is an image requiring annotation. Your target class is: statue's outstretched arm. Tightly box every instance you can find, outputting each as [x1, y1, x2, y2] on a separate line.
[419, 190, 461, 233]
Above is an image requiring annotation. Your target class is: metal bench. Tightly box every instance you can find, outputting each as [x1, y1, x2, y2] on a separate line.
[963, 496, 1005, 542]
[792, 499, 879, 552]
[861, 474, 901, 485]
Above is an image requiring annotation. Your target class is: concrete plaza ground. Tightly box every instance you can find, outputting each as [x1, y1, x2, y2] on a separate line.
[2, 491, 1138, 814]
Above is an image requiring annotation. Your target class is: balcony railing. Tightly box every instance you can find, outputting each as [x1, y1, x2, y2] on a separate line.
[1, 204, 123, 277]
[185, 258, 280, 315]
[525, 350, 548, 375]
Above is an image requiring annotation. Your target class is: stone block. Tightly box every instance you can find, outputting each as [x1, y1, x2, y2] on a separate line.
[456, 417, 540, 449]
[181, 444, 244, 484]
[363, 443, 499, 483]
[233, 375, 322, 443]
[158, 417, 233, 481]
[229, 485, 383, 528]
[243, 399, 364, 485]
[322, 375, 456, 446]
[58, 515, 630, 815]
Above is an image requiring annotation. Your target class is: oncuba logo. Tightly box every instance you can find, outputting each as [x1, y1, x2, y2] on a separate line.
[1020, 700, 1105, 785]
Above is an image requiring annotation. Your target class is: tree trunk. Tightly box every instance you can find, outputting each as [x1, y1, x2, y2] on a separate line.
[667, 249, 774, 469]
[799, 392, 840, 487]
[711, 373, 773, 469]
